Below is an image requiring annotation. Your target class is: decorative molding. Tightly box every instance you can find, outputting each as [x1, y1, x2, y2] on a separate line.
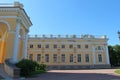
[0, 20, 11, 31]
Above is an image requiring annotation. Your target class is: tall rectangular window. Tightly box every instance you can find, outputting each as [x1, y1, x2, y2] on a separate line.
[85, 45, 88, 49]
[46, 44, 49, 48]
[77, 54, 81, 62]
[77, 45, 81, 49]
[61, 45, 65, 48]
[45, 54, 49, 62]
[37, 54, 41, 62]
[54, 44, 57, 48]
[53, 54, 57, 62]
[70, 54, 74, 62]
[85, 54, 89, 62]
[30, 44, 33, 48]
[38, 44, 41, 48]
[29, 54, 33, 60]
[98, 54, 102, 62]
[69, 45, 73, 49]
[61, 54, 65, 62]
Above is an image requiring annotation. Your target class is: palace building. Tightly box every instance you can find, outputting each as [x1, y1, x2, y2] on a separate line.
[27, 35, 110, 69]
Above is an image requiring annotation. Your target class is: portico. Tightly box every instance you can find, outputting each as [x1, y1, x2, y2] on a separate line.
[0, 2, 32, 64]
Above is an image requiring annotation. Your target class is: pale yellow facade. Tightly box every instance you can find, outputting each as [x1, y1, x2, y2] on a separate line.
[0, 2, 32, 64]
[27, 35, 110, 69]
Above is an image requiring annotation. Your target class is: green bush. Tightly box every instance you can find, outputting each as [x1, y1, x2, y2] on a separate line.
[16, 59, 47, 77]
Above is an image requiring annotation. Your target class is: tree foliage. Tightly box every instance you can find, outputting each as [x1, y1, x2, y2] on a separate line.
[108, 45, 120, 66]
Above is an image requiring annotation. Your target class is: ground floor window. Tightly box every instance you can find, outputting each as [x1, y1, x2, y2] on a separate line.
[77, 54, 81, 62]
[70, 54, 74, 62]
[29, 54, 33, 60]
[37, 54, 41, 62]
[61, 54, 65, 62]
[45, 54, 49, 62]
[98, 54, 102, 62]
[85, 54, 89, 62]
[53, 54, 57, 62]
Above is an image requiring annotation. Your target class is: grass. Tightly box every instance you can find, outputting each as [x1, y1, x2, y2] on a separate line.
[115, 70, 120, 74]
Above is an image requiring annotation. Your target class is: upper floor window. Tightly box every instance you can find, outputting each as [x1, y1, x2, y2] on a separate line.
[46, 44, 49, 48]
[38, 44, 41, 48]
[30, 45, 33, 48]
[69, 44, 73, 49]
[54, 44, 57, 48]
[98, 54, 102, 62]
[98, 46, 102, 50]
[61, 45, 65, 48]
[77, 45, 81, 49]
[85, 45, 88, 49]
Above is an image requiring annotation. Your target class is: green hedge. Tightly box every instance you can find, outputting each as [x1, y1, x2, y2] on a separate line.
[16, 59, 47, 77]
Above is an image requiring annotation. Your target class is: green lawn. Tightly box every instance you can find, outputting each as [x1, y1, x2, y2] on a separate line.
[115, 70, 120, 74]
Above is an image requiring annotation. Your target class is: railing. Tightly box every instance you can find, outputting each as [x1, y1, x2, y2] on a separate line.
[28, 34, 107, 39]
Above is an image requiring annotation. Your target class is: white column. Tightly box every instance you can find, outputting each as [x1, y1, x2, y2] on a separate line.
[12, 21, 20, 63]
[23, 33, 28, 59]
[105, 45, 110, 64]
[92, 46, 96, 64]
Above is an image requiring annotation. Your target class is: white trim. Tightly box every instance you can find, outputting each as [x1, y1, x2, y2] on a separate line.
[92, 46, 96, 64]
[105, 45, 110, 64]
[0, 20, 11, 31]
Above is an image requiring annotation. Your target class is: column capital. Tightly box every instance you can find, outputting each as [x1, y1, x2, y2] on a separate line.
[16, 17, 22, 23]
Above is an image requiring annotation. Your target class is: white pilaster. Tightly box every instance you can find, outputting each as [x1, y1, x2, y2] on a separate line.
[105, 45, 110, 64]
[92, 46, 96, 64]
[23, 33, 28, 59]
[12, 20, 20, 63]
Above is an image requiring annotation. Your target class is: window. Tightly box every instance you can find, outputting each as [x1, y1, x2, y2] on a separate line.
[69, 44, 73, 49]
[70, 54, 74, 62]
[45, 54, 49, 62]
[38, 44, 41, 48]
[37, 54, 41, 62]
[54, 44, 57, 48]
[30, 45, 33, 48]
[85, 54, 89, 62]
[85, 45, 88, 49]
[77, 54, 81, 62]
[77, 45, 81, 48]
[46, 44, 49, 48]
[53, 54, 57, 62]
[29, 54, 33, 60]
[98, 46, 102, 50]
[98, 54, 102, 62]
[61, 54, 65, 62]
[61, 45, 65, 48]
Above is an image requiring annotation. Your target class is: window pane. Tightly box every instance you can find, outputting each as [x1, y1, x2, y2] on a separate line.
[30, 45, 33, 48]
[69, 45, 73, 49]
[37, 54, 41, 62]
[53, 54, 57, 62]
[54, 44, 57, 48]
[29, 54, 33, 60]
[98, 54, 102, 62]
[77, 45, 81, 48]
[61, 45, 65, 48]
[85, 45, 88, 48]
[45, 54, 49, 62]
[85, 54, 89, 62]
[77, 54, 81, 62]
[38, 44, 41, 48]
[70, 54, 74, 62]
[46, 44, 49, 48]
[61, 54, 65, 62]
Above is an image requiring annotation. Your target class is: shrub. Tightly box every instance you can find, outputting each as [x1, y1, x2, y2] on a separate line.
[16, 59, 47, 77]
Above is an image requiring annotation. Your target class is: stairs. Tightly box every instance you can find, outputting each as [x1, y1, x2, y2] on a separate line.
[0, 64, 12, 79]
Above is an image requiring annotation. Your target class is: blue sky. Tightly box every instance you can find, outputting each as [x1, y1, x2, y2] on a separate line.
[0, 0, 120, 45]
